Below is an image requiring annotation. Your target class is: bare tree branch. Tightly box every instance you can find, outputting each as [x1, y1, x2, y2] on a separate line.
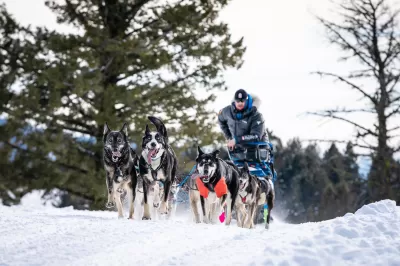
[386, 104, 400, 118]
[307, 111, 378, 137]
[388, 126, 400, 132]
[311, 71, 378, 105]
[315, 15, 377, 70]
[301, 138, 376, 152]
[320, 107, 376, 114]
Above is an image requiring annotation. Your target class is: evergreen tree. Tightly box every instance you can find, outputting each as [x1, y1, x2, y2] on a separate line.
[343, 142, 369, 210]
[2, 0, 245, 208]
[319, 142, 370, 219]
[320, 143, 347, 219]
[0, 4, 44, 205]
[343, 142, 359, 182]
[274, 139, 328, 223]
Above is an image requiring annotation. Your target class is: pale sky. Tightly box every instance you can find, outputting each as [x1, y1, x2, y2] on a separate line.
[2, 0, 399, 169]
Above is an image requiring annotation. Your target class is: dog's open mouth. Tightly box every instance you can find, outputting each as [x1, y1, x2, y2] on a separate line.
[239, 181, 247, 190]
[200, 176, 210, 183]
[112, 151, 121, 162]
[147, 147, 160, 162]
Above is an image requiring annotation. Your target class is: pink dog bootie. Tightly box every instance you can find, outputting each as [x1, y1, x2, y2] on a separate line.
[219, 211, 225, 223]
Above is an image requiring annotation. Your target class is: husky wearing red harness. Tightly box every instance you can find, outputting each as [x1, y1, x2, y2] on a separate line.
[189, 146, 244, 226]
[237, 162, 275, 229]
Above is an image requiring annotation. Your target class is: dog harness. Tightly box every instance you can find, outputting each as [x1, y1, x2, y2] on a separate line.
[196, 177, 228, 198]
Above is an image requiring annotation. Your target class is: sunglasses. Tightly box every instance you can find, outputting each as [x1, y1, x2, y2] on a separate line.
[235, 99, 246, 103]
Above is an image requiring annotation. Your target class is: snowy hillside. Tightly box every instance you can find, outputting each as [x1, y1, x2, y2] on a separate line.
[0, 197, 399, 266]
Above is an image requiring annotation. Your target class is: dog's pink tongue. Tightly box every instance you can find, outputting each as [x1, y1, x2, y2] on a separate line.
[112, 151, 121, 157]
[147, 149, 156, 163]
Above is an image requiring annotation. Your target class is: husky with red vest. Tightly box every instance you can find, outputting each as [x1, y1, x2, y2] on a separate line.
[189, 146, 245, 226]
[237, 162, 275, 229]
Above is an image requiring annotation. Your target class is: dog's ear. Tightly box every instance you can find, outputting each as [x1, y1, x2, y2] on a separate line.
[197, 146, 204, 157]
[212, 149, 220, 158]
[120, 122, 128, 137]
[103, 122, 111, 136]
[148, 116, 168, 142]
[243, 162, 249, 172]
[145, 124, 150, 135]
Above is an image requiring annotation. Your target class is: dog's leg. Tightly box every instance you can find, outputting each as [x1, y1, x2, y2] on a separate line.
[151, 182, 161, 220]
[216, 193, 227, 224]
[245, 202, 256, 229]
[225, 194, 233, 225]
[235, 203, 243, 227]
[200, 196, 210, 224]
[209, 202, 217, 224]
[189, 189, 201, 223]
[105, 172, 115, 208]
[128, 178, 137, 219]
[266, 192, 274, 229]
[168, 160, 178, 219]
[208, 193, 218, 224]
[159, 180, 171, 215]
[235, 200, 247, 228]
[134, 185, 143, 219]
[167, 185, 178, 219]
[142, 180, 151, 220]
[114, 185, 124, 219]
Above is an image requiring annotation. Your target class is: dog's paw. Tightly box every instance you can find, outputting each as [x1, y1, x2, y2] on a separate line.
[105, 201, 115, 209]
[159, 210, 168, 215]
[142, 216, 151, 220]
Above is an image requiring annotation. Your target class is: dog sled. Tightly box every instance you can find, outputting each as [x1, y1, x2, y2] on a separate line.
[228, 141, 277, 183]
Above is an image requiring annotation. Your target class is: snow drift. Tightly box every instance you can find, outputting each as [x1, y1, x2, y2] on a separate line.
[0, 198, 399, 266]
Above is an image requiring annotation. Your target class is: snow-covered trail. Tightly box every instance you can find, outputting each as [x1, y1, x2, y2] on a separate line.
[0, 200, 399, 266]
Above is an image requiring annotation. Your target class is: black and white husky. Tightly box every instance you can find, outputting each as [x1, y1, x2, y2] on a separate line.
[189, 146, 244, 225]
[103, 122, 138, 219]
[138, 116, 178, 220]
[237, 162, 275, 229]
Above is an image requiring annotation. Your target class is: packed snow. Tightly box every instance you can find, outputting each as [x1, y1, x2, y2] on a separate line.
[0, 192, 399, 266]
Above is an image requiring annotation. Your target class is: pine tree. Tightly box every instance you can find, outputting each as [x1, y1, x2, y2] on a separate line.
[0, 4, 43, 205]
[273, 139, 328, 223]
[319, 142, 370, 219]
[320, 143, 347, 219]
[343, 142, 369, 210]
[2, 0, 245, 208]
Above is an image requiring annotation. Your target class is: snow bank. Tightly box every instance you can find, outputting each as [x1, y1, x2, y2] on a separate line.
[0, 200, 399, 266]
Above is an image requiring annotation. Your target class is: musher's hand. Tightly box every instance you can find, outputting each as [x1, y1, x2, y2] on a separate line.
[227, 138, 236, 151]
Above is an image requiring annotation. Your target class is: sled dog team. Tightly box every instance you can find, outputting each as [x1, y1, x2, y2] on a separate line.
[103, 116, 275, 229]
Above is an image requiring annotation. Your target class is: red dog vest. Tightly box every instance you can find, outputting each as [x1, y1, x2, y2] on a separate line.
[196, 177, 228, 198]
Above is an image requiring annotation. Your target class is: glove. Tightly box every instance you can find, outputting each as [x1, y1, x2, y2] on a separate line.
[227, 138, 236, 151]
